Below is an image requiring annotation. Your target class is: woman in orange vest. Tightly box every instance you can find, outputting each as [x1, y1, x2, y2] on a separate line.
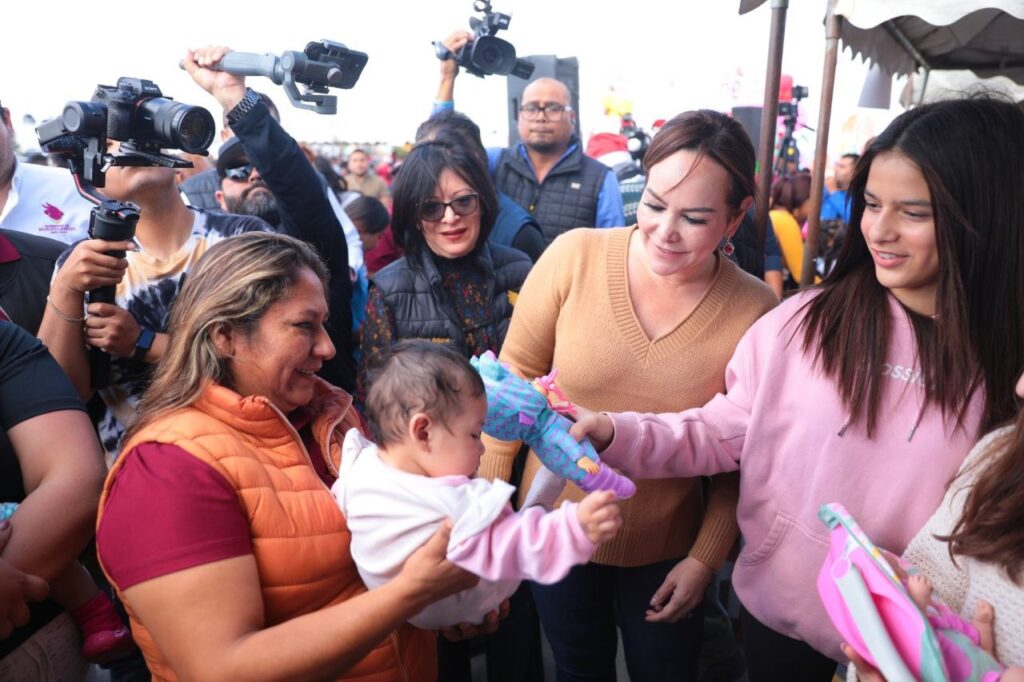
[95, 232, 479, 682]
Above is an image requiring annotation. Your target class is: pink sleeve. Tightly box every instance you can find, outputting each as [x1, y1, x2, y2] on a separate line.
[599, 331, 756, 479]
[446, 503, 595, 584]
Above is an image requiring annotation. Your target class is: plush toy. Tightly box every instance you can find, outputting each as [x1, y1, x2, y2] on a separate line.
[470, 352, 636, 508]
[818, 503, 1010, 682]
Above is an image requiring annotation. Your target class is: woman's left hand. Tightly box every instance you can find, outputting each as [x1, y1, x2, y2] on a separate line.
[645, 557, 713, 623]
[439, 598, 510, 641]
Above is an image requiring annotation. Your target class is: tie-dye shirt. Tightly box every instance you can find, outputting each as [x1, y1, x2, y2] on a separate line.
[55, 208, 271, 462]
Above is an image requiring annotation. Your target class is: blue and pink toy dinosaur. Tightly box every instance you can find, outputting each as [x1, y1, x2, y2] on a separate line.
[470, 352, 636, 507]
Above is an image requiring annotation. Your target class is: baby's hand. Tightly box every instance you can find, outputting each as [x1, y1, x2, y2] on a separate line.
[577, 491, 621, 544]
[907, 574, 933, 612]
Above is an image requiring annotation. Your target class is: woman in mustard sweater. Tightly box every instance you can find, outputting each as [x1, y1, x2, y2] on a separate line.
[481, 110, 777, 680]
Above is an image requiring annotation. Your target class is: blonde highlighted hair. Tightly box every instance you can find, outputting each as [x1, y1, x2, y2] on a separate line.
[126, 231, 328, 440]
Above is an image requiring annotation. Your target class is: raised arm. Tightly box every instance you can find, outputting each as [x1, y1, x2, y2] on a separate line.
[432, 30, 473, 115]
[184, 46, 355, 391]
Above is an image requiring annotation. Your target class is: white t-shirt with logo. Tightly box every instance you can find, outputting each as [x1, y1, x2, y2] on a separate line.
[0, 161, 94, 244]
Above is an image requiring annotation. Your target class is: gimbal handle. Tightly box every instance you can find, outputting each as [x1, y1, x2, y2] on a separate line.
[184, 49, 345, 115]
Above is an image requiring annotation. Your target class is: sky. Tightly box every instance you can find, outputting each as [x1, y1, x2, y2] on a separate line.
[1, 0, 908, 164]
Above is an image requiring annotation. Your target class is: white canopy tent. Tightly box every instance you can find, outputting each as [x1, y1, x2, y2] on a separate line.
[739, 0, 1024, 282]
[835, 0, 1024, 83]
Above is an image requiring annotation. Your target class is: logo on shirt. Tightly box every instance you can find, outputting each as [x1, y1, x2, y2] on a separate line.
[41, 202, 64, 221]
[881, 363, 925, 387]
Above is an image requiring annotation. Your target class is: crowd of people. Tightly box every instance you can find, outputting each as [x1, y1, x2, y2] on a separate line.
[0, 34, 1022, 682]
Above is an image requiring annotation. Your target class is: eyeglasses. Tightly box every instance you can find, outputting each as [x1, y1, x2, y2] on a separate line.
[223, 163, 255, 181]
[519, 103, 572, 121]
[419, 194, 479, 222]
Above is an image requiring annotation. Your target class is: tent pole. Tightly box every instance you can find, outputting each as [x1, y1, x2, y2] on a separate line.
[753, 0, 789, 258]
[918, 68, 931, 105]
[801, 0, 840, 286]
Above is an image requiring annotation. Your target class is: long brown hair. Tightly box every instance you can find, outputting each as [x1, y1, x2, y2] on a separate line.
[942, 410, 1024, 583]
[125, 232, 329, 441]
[798, 97, 1024, 436]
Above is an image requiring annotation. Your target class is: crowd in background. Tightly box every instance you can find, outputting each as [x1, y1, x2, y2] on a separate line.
[0, 33, 1022, 682]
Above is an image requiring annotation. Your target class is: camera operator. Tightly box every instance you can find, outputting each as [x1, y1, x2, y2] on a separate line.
[37, 133, 271, 460]
[183, 45, 357, 382]
[434, 31, 624, 246]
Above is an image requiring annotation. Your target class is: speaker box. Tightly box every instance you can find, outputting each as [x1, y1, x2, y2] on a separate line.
[731, 106, 763, 157]
[506, 55, 581, 147]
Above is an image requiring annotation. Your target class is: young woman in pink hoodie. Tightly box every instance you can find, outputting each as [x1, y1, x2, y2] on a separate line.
[571, 97, 1024, 681]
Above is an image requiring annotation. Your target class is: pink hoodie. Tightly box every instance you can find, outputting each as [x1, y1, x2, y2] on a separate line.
[601, 292, 984, 660]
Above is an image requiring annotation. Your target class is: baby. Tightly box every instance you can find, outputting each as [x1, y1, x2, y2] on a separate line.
[334, 341, 621, 628]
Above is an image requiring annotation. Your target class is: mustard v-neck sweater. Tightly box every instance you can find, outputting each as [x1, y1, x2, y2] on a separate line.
[480, 227, 778, 568]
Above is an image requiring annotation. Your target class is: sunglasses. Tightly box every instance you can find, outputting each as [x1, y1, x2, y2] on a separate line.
[223, 163, 255, 181]
[419, 194, 479, 222]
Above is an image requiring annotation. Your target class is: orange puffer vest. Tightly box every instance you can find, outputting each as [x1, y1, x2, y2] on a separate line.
[96, 380, 435, 682]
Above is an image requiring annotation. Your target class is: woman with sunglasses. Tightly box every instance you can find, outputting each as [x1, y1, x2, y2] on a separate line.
[358, 134, 533, 679]
[359, 134, 531, 401]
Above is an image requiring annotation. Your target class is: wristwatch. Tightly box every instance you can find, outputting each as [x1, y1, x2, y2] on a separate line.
[133, 328, 156, 362]
[226, 88, 261, 127]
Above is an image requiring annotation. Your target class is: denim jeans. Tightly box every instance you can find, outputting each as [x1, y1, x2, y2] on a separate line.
[532, 558, 704, 682]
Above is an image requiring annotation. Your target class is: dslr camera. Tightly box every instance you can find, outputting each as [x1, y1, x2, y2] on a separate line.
[36, 78, 215, 385]
[36, 77, 215, 187]
[434, 0, 534, 79]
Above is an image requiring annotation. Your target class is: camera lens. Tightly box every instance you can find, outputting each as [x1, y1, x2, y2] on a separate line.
[174, 108, 216, 153]
[136, 97, 215, 154]
[471, 37, 515, 75]
[480, 44, 501, 66]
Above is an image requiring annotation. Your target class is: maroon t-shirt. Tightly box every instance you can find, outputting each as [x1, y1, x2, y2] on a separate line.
[97, 443, 253, 590]
[98, 416, 336, 589]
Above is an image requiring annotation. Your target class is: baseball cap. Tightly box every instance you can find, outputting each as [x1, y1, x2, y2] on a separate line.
[216, 137, 251, 179]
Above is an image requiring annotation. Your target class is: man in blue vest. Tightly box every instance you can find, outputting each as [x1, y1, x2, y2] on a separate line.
[434, 31, 624, 246]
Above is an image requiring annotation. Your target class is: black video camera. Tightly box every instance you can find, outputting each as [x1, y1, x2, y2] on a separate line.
[434, 0, 534, 79]
[778, 84, 808, 118]
[36, 77, 215, 187]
